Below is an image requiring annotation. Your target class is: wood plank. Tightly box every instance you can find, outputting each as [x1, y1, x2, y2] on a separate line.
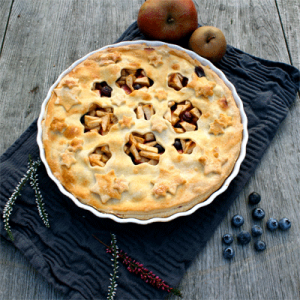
[0, 1, 142, 299]
[276, 0, 300, 69]
[0, 0, 13, 49]
[0, 0, 144, 155]
[194, 0, 290, 63]
[170, 0, 300, 299]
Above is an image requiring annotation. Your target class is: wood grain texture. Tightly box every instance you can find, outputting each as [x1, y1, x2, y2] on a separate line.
[169, 0, 300, 299]
[276, 0, 300, 69]
[0, 0, 13, 50]
[0, 0, 299, 299]
[197, 0, 290, 63]
[0, 0, 144, 155]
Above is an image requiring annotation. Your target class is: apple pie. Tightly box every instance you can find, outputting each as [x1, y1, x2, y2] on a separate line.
[41, 43, 243, 220]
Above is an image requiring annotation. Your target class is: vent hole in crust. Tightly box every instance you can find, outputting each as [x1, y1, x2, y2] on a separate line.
[89, 145, 112, 167]
[195, 66, 206, 78]
[168, 73, 188, 91]
[134, 103, 155, 120]
[116, 68, 154, 94]
[163, 100, 201, 134]
[81, 104, 118, 136]
[173, 138, 196, 154]
[93, 81, 113, 97]
[124, 132, 165, 165]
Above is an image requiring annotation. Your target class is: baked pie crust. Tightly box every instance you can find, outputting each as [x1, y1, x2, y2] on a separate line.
[41, 43, 243, 220]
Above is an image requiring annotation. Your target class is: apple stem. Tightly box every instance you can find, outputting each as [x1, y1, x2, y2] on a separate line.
[167, 17, 175, 24]
[207, 35, 216, 43]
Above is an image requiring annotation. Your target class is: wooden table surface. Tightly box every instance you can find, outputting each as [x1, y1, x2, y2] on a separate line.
[1, 0, 299, 299]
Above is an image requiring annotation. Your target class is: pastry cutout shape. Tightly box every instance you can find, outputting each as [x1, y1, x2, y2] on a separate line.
[198, 148, 228, 175]
[50, 117, 67, 132]
[91, 170, 129, 203]
[68, 138, 84, 152]
[155, 90, 168, 101]
[148, 54, 163, 67]
[187, 73, 216, 98]
[135, 103, 155, 120]
[164, 100, 200, 133]
[93, 81, 113, 97]
[113, 175, 130, 194]
[116, 68, 153, 94]
[82, 105, 118, 135]
[93, 51, 122, 66]
[89, 145, 112, 167]
[54, 85, 81, 112]
[209, 113, 233, 135]
[173, 138, 196, 154]
[111, 95, 126, 107]
[151, 167, 186, 197]
[60, 149, 77, 168]
[118, 115, 135, 128]
[168, 73, 188, 91]
[124, 132, 164, 165]
[151, 117, 168, 133]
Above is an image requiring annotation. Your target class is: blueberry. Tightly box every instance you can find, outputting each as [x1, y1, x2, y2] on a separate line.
[279, 218, 291, 231]
[231, 214, 244, 227]
[266, 218, 278, 231]
[252, 208, 265, 220]
[248, 192, 261, 205]
[80, 112, 88, 125]
[237, 231, 251, 245]
[222, 233, 234, 245]
[173, 139, 182, 151]
[254, 240, 266, 252]
[195, 66, 205, 78]
[154, 144, 164, 153]
[223, 247, 235, 259]
[182, 111, 193, 122]
[133, 83, 143, 90]
[174, 122, 182, 128]
[100, 85, 112, 97]
[170, 103, 177, 111]
[251, 225, 263, 237]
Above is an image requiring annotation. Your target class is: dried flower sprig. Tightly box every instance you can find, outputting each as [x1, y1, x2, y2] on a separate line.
[29, 156, 50, 228]
[3, 155, 50, 241]
[93, 235, 182, 298]
[107, 233, 119, 300]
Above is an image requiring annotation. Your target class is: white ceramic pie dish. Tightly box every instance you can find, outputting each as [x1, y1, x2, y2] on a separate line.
[37, 40, 248, 225]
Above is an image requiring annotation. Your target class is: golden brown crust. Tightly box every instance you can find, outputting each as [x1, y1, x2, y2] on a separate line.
[42, 44, 243, 219]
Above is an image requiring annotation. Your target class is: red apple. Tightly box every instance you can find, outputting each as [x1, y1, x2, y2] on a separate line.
[137, 0, 198, 43]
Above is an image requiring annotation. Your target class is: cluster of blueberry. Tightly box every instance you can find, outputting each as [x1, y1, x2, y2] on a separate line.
[222, 192, 292, 259]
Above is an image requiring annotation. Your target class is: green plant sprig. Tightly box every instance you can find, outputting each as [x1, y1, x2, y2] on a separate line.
[29, 156, 50, 228]
[93, 235, 182, 298]
[107, 233, 119, 300]
[3, 155, 50, 241]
